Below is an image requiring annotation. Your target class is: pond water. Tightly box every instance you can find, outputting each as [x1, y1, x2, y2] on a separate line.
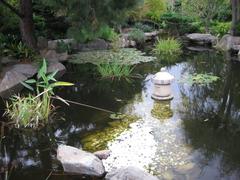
[1, 49, 240, 179]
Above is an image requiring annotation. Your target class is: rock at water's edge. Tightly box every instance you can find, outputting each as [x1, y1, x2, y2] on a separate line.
[94, 150, 111, 160]
[57, 145, 105, 177]
[186, 33, 217, 46]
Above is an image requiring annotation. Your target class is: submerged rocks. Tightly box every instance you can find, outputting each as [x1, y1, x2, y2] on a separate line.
[57, 145, 105, 177]
[186, 33, 217, 46]
[105, 166, 158, 180]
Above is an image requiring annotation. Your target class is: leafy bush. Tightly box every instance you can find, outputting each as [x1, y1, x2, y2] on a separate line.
[56, 40, 73, 54]
[129, 28, 145, 43]
[210, 22, 231, 37]
[134, 22, 154, 32]
[160, 12, 200, 34]
[67, 26, 97, 43]
[153, 38, 182, 57]
[98, 25, 118, 41]
[5, 59, 74, 128]
[97, 62, 134, 80]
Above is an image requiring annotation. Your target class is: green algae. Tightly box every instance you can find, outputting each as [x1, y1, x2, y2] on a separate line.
[81, 114, 139, 152]
[69, 48, 156, 65]
[151, 101, 173, 120]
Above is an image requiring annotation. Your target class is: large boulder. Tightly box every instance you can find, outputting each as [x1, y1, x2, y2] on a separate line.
[77, 38, 110, 51]
[0, 69, 27, 97]
[57, 145, 105, 177]
[216, 34, 240, 51]
[105, 167, 158, 180]
[11, 63, 37, 78]
[186, 33, 217, 46]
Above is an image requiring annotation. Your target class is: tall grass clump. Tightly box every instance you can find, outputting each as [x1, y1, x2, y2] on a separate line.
[153, 38, 182, 57]
[97, 62, 134, 80]
[5, 59, 73, 128]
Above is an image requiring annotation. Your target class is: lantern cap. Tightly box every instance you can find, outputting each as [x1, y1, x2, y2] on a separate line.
[152, 67, 174, 84]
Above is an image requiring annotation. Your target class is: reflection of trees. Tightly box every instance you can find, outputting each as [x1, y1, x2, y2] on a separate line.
[179, 52, 240, 176]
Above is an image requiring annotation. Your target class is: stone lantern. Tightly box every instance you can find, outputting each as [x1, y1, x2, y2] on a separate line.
[152, 67, 174, 100]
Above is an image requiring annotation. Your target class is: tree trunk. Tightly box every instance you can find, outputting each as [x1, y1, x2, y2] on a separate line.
[231, 0, 240, 36]
[19, 0, 37, 49]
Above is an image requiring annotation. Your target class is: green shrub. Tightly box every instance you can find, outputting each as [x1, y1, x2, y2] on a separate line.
[210, 22, 231, 37]
[134, 22, 154, 32]
[129, 28, 145, 43]
[153, 38, 182, 57]
[97, 62, 134, 80]
[67, 26, 97, 43]
[98, 25, 118, 41]
[144, 0, 167, 21]
[160, 12, 200, 34]
[9, 41, 37, 61]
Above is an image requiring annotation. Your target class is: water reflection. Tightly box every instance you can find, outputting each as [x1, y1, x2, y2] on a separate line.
[179, 52, 240, 178]
[1, 51, 240, 179]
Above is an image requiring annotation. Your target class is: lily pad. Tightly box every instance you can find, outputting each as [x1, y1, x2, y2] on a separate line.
[69, 48, 156, 65]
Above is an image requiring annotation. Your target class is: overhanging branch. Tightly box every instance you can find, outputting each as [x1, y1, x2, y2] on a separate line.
[0, 0, 23, 18]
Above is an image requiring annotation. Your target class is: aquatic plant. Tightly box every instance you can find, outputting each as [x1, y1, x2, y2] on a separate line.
[5, 59, 73, 128]
[153, 38, 182, 57]
[180, 73, 220, 85]
[70, 48, 156, 65]
[81, 114, 139, 152]
[97, 62, 134, 80]
[129, 28, 145, 43]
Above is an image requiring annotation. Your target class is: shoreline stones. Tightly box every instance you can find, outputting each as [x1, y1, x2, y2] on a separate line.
[57, 145, 105, 177]
[186, 33, 217, 46]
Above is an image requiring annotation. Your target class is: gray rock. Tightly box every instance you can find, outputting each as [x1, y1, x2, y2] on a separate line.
[105, 166, 158, 180]
[186, 33, 217, 46]
[216, 34, 240, 51]
[0, 69, 27, 97]
[0, 56, 17, 65]
[57, 145, 105, 177]
[77, 38, 110, 51]
[47, 62, 66, 78]
[40, 49, 69, 62]
[11, 63, 37, 78]
[94, 150, 111, 160]
[37, 36, 48, 50]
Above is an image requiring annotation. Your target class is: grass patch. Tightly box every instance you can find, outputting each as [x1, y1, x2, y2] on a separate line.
[153, 38, 182, 57]
[97, 62, 134, 80]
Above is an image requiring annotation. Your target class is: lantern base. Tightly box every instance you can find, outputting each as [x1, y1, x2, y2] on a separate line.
[151, 94, 173, 101]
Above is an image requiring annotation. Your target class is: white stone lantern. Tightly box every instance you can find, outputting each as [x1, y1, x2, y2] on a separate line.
[152, 67, 174, 100]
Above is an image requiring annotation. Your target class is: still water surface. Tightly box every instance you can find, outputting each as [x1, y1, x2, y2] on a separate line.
[1, 50, 240, 179]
